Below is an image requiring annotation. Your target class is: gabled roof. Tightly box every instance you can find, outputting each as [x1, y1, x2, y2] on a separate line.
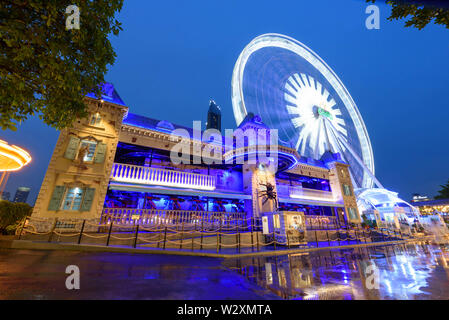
[86, 83, 126, 106]
[237, 112, 269, 131]
[123, 113, 200, 136]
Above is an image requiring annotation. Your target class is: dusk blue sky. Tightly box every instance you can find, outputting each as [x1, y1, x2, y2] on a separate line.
[2, 0, 448, 204]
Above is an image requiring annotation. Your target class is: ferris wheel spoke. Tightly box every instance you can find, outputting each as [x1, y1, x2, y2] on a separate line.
[293, 74, 303, 88]
[332, 108, 342, 116]
[300, 74, 309, 87]
[285, 82, 298, 96]
[325, 118, 383, 189]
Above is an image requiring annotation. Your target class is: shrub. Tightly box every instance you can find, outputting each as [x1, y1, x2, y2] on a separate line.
[0, 200, 32, 235]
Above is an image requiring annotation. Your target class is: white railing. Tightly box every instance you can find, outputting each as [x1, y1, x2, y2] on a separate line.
[277, 184, 335, 202]
[110, 163, 216, 190]
[101, 208, 244, 227]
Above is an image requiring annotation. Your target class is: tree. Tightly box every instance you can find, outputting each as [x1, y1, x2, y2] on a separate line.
[0, 0, 123, 131]
[367, 0, 449, 30]
[0, 200, 32, 234]
[435, 179, 449, 199]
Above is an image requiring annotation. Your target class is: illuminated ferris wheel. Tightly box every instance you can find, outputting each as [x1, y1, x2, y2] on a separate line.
[231, 33, 381, 189]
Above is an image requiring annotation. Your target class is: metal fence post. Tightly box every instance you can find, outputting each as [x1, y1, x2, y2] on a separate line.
[48, 218, 58, 243]
[344, 225, 348, 245]
[256, 231, 260, 252]
[77, 220, 86, 244]
[155, 219, 161, 248]
[315, 230, 319, 247]
[179, 220, 184, 249]
[106, 221, 113, 246]
[273, 230, 277, 251]
[163, 226, 167, 250]
[250, 217, 254, 251]
[133, 225, 139, 248]
[18, 216, 28, 240]
[216, 228, 220, 253]
[326, 229, 330, 246]
[218, 217, 222, 252]
[200, 219, 204, 251]
[237, 223, 241, 253]
[192, 219, 197, 251]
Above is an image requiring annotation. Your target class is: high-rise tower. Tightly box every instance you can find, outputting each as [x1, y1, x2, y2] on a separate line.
[206, 100, 221, 131]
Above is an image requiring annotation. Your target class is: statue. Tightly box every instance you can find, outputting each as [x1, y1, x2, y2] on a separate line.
[77, 144, 89, 163]
[76, 144, 89, 170]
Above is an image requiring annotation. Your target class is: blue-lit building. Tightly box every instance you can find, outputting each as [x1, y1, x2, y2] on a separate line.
[30, 83, 361, 231]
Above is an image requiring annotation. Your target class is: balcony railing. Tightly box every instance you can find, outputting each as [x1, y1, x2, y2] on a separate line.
[110, 163, 216, 191]
[101, 208, 244, 228]
[277, 184, 335, 202]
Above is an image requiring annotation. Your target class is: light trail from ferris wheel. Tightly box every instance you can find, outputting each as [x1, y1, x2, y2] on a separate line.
[231, 33, 381, 189]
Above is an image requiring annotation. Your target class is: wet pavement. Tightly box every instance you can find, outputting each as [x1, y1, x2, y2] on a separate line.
[1, 243, 449, 300]
[223, 243, 449, 299]
[0, 249, 279, 300]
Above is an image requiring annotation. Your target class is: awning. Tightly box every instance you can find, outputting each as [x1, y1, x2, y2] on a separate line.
[108, 182, 252, 200]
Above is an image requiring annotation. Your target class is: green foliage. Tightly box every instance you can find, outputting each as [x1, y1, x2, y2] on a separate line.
[367, 0, 449, 30]
[0, 0, 124, 130]
[0, 200, 32, 234]
[435, 179, 449, 200]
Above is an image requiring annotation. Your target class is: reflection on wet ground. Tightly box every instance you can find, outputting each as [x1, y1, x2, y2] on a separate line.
[0, 249, 279, 300]
[1, 243, 448, 299]
[223, 243, 449, 300]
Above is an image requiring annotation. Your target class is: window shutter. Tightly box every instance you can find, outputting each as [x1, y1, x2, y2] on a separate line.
[64, 136, 81, 160]
[48, 186, 66, 211]
[80, 188, 95, 212]
[94, 142, 107, 163]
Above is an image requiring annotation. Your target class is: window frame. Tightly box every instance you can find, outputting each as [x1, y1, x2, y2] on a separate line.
[348, 207, 358, 220]
[61, 187, 85, 211]
[343, 184, 352, 196]
[89, 112, 102, 126]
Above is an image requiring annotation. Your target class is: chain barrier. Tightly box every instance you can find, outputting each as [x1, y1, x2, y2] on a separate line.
[20, 215, 417, 253]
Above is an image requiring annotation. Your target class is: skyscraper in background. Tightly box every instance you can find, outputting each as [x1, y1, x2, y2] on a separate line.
[0, 191, 10, 201]
[206, 100, 221, 132]
[14, 187, 30, 203]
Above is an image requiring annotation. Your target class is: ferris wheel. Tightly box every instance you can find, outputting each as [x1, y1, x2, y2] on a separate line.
[231, 34, 381, 189]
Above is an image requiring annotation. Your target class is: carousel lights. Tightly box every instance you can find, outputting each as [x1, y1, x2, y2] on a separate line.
[0, 139, 32, 171]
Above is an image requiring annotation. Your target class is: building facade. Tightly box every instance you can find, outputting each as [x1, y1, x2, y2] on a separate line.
[30, 84, 361, 231]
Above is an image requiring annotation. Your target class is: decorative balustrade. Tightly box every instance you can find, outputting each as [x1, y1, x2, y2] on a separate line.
[277, 184, 335, 202]
[101, 208, 245, 228]
[110, 163, 216, 191]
